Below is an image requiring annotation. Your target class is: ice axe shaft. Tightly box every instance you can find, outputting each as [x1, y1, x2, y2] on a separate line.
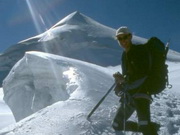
[87, 83, 116, 119]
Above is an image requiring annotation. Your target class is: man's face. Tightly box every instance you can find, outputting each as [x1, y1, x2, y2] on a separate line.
[116, 34, 132, 50]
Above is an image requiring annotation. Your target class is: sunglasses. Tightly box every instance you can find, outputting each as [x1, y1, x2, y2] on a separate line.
[116, 34, 130, 41]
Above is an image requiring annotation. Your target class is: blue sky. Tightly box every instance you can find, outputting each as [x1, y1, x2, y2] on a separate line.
[0, 0, 180, 52]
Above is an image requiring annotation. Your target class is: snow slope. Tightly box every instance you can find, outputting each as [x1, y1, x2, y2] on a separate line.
[1, 51, 180, 135]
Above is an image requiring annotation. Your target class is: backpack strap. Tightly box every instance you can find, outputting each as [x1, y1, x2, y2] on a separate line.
[147, 48, 153, 76]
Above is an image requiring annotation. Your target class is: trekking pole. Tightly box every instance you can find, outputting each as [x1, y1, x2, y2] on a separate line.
[123, 92, 126, 135]
[87, 82, 116, 120]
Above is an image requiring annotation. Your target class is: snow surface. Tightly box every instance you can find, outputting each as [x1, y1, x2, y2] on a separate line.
[0, 51, 180, 135]
[1, 11, 180, 135]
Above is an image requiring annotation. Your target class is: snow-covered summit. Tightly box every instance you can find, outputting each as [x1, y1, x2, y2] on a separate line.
[51, 11, 106, 28]
[21, 11, 116, 44]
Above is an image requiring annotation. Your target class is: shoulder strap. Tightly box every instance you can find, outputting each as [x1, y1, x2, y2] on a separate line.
[147, 49, 152, 75]
[121, 52, 126, 75]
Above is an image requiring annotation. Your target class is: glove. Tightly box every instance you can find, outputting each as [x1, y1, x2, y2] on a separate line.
[114, 82, 127, 97]
[113, 72, 125, 84]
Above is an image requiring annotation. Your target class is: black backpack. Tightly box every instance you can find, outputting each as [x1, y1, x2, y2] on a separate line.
[145, 37, 172, 95]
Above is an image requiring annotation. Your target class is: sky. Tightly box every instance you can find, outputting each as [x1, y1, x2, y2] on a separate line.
[0, 0, 180, 53]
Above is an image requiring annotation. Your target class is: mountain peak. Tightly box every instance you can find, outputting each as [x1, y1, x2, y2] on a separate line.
[51, 11, 96, 29]
[71, 11, 81, 17]
[67, 11, 88, 23]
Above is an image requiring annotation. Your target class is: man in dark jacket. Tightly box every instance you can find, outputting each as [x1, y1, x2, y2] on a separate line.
[112, 26, 160, 135]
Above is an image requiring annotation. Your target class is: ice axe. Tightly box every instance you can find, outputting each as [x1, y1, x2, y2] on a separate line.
[87, 82, 116, 120]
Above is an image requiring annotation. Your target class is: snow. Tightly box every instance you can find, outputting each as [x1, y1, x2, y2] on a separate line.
[0, 11, 180, 135]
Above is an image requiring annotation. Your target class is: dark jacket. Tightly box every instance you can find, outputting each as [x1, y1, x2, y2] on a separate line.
[121, 44, 150, 95]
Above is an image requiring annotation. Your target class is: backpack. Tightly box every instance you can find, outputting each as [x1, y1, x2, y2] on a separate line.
[145, 37, 172, 95]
